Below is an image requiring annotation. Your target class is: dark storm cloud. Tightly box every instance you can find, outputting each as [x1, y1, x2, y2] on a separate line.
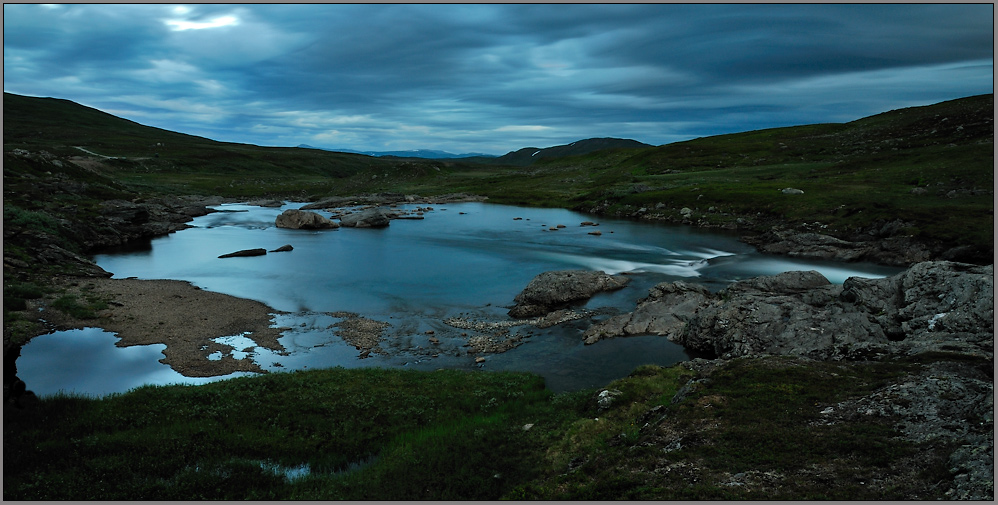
[3, 4, 993, 153]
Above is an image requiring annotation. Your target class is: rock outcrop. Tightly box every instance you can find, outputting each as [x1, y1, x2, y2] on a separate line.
[508, 270, 631, 318]
[275, 209, 339, 230]
[583, 281, 711, 344]
[339, 207, 391, 228]
[584, 261, 993, 362]
[742, 226, 935, 265]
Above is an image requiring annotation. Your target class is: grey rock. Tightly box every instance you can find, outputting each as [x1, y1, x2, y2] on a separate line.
[275, 209, 339, 230]
[781, 188, 804, 195]
[508, 270, 631, 318]
[596, 388, 623, 410]
[583, 281, 711, 344]
[744, 227, 934, 265]
[339, 207, 391, 228]
[825, 360, 993, 500]
[270, 244, 293, 252]
[218, 248, 267, 258]
[678, 271, 890, 360]
[583, 261, 992, 362]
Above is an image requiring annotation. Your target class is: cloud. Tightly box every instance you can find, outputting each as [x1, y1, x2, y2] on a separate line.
[3, 3, 993, 153]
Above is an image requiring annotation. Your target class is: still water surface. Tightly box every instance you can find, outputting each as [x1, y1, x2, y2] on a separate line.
[19, 202, 901, 396]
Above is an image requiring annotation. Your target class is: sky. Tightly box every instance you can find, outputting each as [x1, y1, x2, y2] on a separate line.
[3, 3, 993, 155]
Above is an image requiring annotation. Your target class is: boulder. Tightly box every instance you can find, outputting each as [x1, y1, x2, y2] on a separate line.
[270, 244, 293, 253]
[218, 248, 267, 258]
[275, 209, 339, 230]
[508, 270, 631, 318]
[781, 188, 804, 195]
[340, 207, 391, 228]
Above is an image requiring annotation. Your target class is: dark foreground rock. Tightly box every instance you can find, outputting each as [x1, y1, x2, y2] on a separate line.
[87, 195, 226, 249]
[508, 270, 631, 318]
[275, 209, 339, 229]
[218, 248, 267, 258]
[586, 261, 993, 362]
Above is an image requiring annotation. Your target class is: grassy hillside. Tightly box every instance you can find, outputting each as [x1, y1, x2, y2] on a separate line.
[3, 92, 420, 198]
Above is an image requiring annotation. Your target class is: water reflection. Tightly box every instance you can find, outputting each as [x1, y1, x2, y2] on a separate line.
[20, 202, 904, 397]
[17, 328, 253, 398]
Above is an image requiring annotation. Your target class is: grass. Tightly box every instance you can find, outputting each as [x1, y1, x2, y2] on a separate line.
[4, 367, 563, 500]
[1, 354, 971, 500]
[508, 357, 950, 501]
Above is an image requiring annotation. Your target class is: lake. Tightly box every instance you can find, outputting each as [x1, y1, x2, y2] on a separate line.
[18, 201, 902, 396]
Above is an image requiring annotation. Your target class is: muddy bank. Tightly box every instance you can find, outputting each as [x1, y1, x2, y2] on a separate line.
[38, 277, 289, 377]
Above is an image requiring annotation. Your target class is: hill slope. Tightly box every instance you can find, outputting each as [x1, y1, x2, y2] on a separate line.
[490, 137, 652, 166]
[3, 92, 993, 265]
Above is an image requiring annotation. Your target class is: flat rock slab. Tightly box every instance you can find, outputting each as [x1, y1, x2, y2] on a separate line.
[508, 270, 631, 318]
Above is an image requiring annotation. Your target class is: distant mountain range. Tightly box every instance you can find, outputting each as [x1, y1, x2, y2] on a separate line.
[298, 137, 653, 163]
[296, 145, 497, 159]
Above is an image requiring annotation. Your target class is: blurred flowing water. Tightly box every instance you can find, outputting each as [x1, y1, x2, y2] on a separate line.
[18, 202, 902, 396]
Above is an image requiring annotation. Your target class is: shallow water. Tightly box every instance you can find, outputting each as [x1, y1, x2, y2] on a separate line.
[19, 202, 902, 396]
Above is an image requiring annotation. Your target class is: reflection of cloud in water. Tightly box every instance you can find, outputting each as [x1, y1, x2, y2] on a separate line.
[17, 328, 254, 398]
[208, 333, 258, 361]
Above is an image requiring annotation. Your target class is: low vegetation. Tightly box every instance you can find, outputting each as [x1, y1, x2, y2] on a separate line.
[5, 356, 969, 500]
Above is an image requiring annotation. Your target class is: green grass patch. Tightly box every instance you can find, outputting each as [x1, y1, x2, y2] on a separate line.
[51, 293, 108, 320]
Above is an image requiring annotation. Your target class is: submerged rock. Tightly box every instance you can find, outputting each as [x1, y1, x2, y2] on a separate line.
[508, 270, 631, 318]
[275, 209, 339, 230]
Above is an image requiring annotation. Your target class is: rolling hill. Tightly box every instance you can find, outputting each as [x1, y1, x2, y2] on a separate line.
[3, 91, 993, 263]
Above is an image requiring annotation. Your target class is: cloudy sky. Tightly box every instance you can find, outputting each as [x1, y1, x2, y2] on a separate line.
[3, 4, 993, 155]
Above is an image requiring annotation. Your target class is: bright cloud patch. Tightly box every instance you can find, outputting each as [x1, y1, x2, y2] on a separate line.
[165, 15, 239, 31]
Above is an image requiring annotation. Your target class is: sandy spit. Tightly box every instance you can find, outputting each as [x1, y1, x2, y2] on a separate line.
[49, 277, 290, 377]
